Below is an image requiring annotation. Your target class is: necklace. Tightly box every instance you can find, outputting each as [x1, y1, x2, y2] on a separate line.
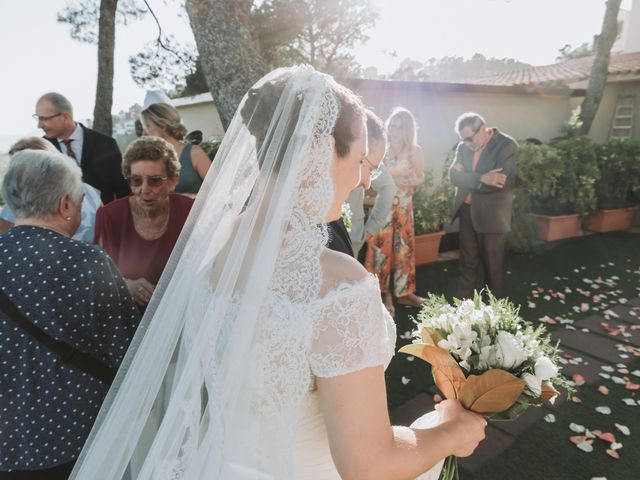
[132, 205, 170, 240]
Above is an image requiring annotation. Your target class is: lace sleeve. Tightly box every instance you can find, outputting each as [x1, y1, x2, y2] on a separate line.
[310, 274, 396, 378]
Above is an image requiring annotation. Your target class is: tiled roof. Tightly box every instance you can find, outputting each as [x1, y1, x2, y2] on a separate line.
[466, 52, 640, 86]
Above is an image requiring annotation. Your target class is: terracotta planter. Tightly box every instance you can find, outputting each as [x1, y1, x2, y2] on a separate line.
[530, 213, 582, 242]
[414, 231, 446, 265]
[585, 206, 639, 233]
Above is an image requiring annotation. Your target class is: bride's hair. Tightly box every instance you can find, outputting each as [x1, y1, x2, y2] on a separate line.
[241, 72, 365, 168]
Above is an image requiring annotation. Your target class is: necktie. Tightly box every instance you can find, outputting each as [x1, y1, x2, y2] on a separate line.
[62, 139, 78, 163]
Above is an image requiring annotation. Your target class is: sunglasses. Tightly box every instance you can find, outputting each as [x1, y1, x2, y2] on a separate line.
[127, 175, 169, 188]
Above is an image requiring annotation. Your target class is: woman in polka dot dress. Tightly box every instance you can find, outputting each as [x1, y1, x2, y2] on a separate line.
[0, 150, 140, 479]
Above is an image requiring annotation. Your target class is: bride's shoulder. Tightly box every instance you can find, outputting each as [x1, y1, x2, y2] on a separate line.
[318, 248, 376, 298]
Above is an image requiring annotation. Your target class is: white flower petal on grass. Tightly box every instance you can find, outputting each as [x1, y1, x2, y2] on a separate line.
[570, 423, 586, 433]
[631, 370, 640, 378]
[615, 424, 630, 436]
[622, 398, 637, 406]
[611, 376, 626, 385]
[401, 376, 411, 385]
[544, 414, 556, 423]
[576, 441, 594, 453]
[601, 365, 615, 372]
[595, 406, 612, 415]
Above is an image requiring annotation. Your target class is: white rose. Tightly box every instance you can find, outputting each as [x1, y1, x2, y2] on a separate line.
[523, 373, 542, 396]
[495, 331, 528, 369]
[534, 356, 559, 381]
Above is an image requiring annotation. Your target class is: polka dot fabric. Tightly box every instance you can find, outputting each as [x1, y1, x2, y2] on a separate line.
[0, 226, 140, 471]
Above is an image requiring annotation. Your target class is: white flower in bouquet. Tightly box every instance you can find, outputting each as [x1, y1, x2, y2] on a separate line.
[495, 331, 529, 369]
[477, 335, 497, 370]
[438, 323, 477, 369]
[524, 356, 560, 397]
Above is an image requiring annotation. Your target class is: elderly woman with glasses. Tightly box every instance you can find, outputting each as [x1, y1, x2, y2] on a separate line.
[0, 150, 139, 479]
[94, 136, 194, 310]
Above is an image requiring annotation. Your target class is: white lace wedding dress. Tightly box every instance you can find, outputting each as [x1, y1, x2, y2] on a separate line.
[285, 272, 443, 480]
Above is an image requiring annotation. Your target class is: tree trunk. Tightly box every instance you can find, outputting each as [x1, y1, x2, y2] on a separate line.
[579, 0, 622, 135]
[185, 0, 267, 130]
[92, 0, 117, 136]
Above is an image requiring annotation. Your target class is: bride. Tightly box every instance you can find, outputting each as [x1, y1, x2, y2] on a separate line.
[70, 66, 486, 480]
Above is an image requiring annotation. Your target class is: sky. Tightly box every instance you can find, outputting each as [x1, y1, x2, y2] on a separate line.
[0, 0, 630, 143]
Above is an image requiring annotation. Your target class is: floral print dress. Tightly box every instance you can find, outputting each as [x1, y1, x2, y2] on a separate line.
[364, 154, 417, 298]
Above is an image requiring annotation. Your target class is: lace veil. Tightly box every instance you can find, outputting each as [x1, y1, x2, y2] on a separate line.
[70, 66, 353, 479]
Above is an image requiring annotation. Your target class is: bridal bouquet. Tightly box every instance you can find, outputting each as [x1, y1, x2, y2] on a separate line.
[400, 292, 569, 480]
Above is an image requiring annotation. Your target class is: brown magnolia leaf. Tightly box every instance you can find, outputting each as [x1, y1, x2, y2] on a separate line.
[458, 369, 525, 414]
[398, 343, 465, 399]
[420, 327, 444, 347]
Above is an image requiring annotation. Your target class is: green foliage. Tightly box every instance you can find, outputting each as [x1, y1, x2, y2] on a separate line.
[413, 167, 455, 236]
[556, 42, 594, 62]
[199, 140, 222, 162]
[517, 138, 599, 216]
[129, 37, 198, 91]
[57, 0, 146, 44]
[252, 0, 378, 77]
[594, 139, 640, 209]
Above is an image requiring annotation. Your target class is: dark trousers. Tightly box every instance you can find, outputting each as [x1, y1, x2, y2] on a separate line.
[457, 203, 507, 299]
[0, 461, 74, 480]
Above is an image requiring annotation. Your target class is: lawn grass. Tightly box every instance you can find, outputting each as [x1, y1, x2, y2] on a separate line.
[385, 231, 640, 479]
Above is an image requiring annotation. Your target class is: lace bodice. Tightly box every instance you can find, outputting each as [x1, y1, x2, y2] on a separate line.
[256, 273, 397, 413]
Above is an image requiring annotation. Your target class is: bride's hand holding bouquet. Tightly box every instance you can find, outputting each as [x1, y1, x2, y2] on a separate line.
[401, 291, 570, 480]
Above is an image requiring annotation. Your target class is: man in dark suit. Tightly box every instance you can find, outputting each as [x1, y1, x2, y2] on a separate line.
[34, 92, 130, 204]
[449, 112, 518, 298]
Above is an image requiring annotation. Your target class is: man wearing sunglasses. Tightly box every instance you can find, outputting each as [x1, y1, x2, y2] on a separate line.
[34, 92, 130, 204]
[450, 112, 518, 299]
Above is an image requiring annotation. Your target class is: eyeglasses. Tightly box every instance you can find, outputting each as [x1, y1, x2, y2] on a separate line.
[461, 126, 482, 143]
[127, 175, 169, 188]
[363, 156, 383, 181]
[32, 112, 63, 122]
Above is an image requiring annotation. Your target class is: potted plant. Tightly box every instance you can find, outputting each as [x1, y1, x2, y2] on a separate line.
[413, 168, 455, 265]
[518, 138, 599, 241]
[586, 139, 640, 232]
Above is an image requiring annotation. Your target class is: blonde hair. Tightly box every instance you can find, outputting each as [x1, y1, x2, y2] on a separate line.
[386, 107, 418, 150]
[141, 103, 188, 141]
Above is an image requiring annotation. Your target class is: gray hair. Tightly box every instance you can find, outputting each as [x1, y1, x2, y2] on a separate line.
[37, 92, 74, 115]
[1, 150, 83, 219]
[454, 112, 486, 135]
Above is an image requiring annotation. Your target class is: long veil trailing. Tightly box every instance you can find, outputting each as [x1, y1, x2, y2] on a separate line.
[70, 66, 346, 479]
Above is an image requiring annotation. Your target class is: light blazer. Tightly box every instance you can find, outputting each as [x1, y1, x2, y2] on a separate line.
[449, 128, 518, 233]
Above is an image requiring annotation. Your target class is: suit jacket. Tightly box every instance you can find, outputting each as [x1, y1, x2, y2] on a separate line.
[47, 123, 130, 204]
[449, 128, 518, 233]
